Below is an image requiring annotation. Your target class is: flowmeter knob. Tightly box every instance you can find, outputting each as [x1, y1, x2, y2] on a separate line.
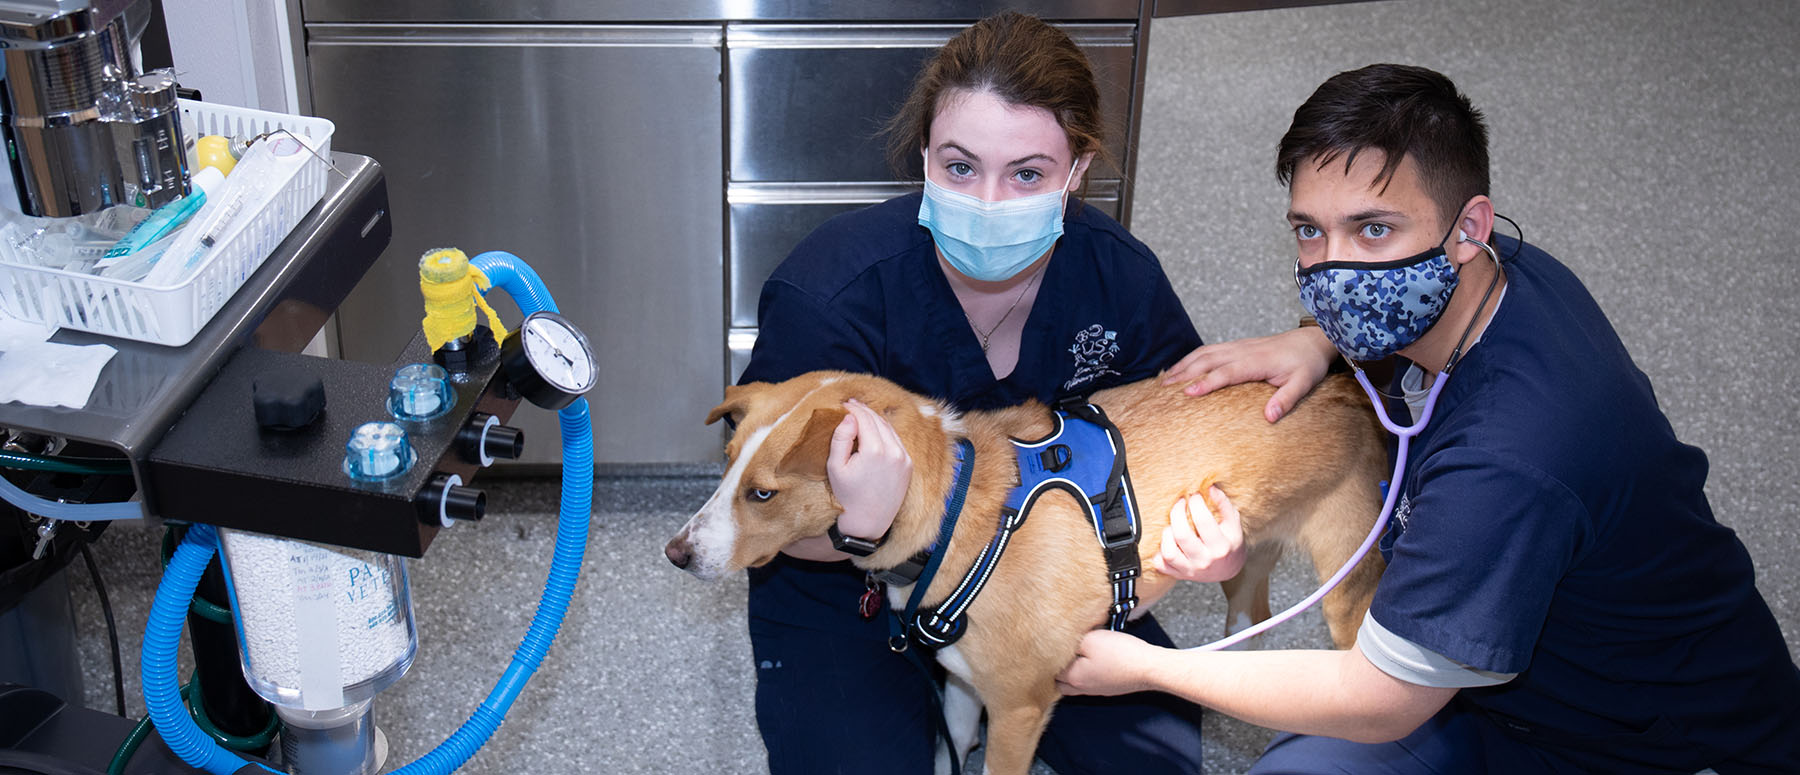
[253, 367, 326, 431]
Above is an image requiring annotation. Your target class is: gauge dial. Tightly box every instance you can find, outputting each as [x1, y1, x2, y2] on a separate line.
[500, 311, 596, 410]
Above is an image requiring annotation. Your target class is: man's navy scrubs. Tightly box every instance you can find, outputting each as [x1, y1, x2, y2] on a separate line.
[1254, 236, 1800, 774]
[740, 193, 1208, 774]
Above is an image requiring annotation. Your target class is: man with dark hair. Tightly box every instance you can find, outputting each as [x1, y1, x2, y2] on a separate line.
[1059, 63, 1800, 773]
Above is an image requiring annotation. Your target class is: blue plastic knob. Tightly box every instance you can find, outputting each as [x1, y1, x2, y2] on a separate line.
[387, 363, 454, 421]
[344, 421, 415, 481]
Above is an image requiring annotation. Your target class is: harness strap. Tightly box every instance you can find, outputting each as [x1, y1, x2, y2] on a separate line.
[908, 504, 1025, 649]
[868, 439, 975, 589]
[887, 438, 975, 654]
[905, 400, 1146, 649]
[1055, 399, 1144, 631]
[883, 437, 976, 775]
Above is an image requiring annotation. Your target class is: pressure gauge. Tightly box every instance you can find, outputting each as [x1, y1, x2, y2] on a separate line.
[500, 311, 597, 410]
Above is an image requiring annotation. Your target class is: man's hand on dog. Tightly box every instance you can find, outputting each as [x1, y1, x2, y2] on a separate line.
[1162, 328, 1338, 423]
[1153, 486, 1246, 583]
[828, 399, 914, 541]
[1056, 629, 1163, 697]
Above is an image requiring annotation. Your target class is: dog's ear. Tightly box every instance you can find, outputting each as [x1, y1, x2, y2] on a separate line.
[705, 384, 760, 428]
[778, 407, 847, 481]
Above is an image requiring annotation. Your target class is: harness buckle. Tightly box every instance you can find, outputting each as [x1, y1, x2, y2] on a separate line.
[1109, 597, 1138, 618]
[1099, 516, 1137, 548]
[1097, 493, 1137, 548]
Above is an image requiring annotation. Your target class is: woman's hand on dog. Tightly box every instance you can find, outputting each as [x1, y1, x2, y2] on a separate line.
[828, 399, 914, 541]
[1161, 327, 1338, 423]
[1153, 486, 1246, 583]
[1057, 629, 1162, 697]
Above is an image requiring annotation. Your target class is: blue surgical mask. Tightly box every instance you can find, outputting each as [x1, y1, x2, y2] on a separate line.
[917, 159, 1076, 282]
[1295, 227, 1461, 363]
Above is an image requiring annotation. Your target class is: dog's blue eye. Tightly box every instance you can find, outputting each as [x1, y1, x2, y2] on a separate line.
[747, 488, 776, 502]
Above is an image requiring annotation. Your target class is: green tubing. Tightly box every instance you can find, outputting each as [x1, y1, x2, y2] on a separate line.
[108, 675, 280, 775]
[107, 716, 154, 775]
[0, 450, 131, 475]
[188, 594, 233, 624]
[186, 670, 280, 752]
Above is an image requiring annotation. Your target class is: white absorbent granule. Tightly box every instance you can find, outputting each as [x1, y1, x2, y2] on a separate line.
[223, 530, 413, 706]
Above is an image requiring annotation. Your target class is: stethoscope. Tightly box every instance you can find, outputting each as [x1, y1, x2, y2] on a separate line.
[1188, 233, 1504, 652]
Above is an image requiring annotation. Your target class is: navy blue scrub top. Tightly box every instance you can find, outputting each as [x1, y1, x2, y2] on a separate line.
[1373, 235, 1800, 771]
[740, 193, 1202, 409]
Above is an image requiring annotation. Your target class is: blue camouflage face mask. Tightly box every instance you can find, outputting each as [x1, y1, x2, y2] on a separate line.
[1295, 225, 1462, 362]
[918, 157, 1076, 282]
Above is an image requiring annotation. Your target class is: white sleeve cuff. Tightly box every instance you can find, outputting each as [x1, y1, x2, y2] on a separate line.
[1357, 610, 1517, 688]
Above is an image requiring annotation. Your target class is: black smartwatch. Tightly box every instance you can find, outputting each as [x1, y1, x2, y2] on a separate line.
[828, 523, 886, 556]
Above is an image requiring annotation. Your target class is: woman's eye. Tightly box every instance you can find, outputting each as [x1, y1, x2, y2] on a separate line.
[947, 162, 973, 178]
[746, 488, 777, 503]
[1015, 168, 1042, 184]
[1359, 223, 1390, 238]
[1295, 224, 1321, 240]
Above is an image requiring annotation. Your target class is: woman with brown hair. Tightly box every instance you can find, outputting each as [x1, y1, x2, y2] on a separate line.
[737, 11, 1271, 772]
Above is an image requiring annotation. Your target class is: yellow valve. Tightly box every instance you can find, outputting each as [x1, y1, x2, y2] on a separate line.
[419, 247, 508, 353]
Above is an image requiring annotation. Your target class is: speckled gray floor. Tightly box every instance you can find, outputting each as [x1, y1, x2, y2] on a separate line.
[55, 0, 1800, 772]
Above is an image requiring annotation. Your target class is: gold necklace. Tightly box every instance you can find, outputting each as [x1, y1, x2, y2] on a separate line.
[966, 265, 1044, 352]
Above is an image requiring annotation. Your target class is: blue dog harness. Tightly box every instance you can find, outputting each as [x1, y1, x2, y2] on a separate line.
[903, 400, 1144, 650]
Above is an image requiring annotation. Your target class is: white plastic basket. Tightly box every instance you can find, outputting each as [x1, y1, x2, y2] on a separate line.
[0, 99, 335, 346]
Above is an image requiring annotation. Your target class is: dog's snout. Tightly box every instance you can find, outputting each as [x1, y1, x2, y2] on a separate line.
[665, 530, 694, 570]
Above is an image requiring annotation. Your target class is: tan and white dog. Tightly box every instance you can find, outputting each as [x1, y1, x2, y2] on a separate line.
[665, 370, 1388, 774]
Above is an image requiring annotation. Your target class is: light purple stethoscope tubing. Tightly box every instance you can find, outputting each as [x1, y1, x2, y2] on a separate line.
[1186, 367, 1447, 651]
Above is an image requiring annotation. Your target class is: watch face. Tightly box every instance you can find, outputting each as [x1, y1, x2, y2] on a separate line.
[522, 313, 595, 393]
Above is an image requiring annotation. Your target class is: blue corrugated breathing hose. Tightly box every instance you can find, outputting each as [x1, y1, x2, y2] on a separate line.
[141, 252, 592, 774]
[142, 523, 281, 775]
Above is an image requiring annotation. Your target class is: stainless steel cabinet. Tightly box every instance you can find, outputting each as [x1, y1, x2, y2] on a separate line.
[727, 24, 1137, 183]
[307, 24, 725, 465]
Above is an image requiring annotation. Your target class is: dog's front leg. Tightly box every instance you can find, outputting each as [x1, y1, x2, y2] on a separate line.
[936, 673, 982, 775]
[979, 692, 1056, 775]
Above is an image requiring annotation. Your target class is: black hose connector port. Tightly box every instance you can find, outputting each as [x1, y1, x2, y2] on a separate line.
[484, 425, 524, 461]
[456, 413, 525, 466]
[417, 473, 486, 527]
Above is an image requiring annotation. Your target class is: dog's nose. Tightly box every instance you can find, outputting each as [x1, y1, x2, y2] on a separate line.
[665, 531, 693, 569]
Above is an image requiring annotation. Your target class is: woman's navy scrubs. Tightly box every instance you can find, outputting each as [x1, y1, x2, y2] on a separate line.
[739, 193, 1208, 774]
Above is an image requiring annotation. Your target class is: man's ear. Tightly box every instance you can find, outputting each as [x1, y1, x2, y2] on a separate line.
[1450, 195, 1496, 267]
[778, 407, 847, 481]
[705, 384, 760, 427]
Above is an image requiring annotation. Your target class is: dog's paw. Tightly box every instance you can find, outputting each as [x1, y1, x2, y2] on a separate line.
[1222, 611, 1268, 650]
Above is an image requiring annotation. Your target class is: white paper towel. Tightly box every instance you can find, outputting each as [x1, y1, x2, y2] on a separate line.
[0, 314, 115, 409]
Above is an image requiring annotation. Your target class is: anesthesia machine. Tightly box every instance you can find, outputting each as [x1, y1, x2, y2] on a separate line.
[0, 1, 599, 773]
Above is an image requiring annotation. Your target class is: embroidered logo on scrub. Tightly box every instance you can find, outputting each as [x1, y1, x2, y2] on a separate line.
[1379, 493, 1412, 555]
[1063, 324, 1121, 390]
